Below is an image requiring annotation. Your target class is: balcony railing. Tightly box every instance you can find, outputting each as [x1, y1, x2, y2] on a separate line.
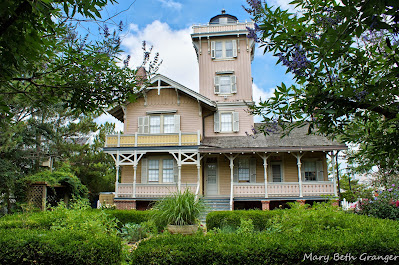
[192, 22, 254, 34]
[105, 131, 201, 147]
[117, 183, 197, 198]
[233, 182, 334, 197]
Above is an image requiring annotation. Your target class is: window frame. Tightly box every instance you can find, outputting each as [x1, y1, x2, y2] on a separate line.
[238, 158, 250, 183]
[270, 162, 283, 183]
[214, 111, 239, 133]
[211, 40, 237, 59]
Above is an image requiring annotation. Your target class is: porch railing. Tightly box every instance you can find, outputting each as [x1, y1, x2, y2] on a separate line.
[117, 183, 197, 198]
[192, 22, 254, 34]
[233, 182, 334, 197]
[105, 131, 201, 148]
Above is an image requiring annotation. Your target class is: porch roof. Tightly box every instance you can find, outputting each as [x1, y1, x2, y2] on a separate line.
[199, 123, 347, 153]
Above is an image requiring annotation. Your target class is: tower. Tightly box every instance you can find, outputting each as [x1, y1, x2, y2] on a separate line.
[191, 10, 256, 136]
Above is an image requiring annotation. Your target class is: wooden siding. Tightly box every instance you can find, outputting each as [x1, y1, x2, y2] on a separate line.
[124, 89, 202, 135]
[198, 36, 253, 102]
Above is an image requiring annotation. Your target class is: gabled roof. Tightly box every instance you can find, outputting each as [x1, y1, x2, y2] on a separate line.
[107, 74, 216, 122]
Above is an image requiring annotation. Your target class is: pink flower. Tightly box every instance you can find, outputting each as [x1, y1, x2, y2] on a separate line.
[396, 201, 399, 208]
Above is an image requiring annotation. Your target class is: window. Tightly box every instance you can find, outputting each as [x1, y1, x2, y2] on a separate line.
[271, 164, 282, 182]
[211, 40, 237, 59]
[302, 160, 323, 181]
[138, 115, 180, 134]
[238, 158, 250, 182]
[162, 159, 174, 183]
[163, 115, 175, 133]
[214, 75, 236, 94]
[214, 112, 239, 133]
[149, 116, 161, 134]
[234, 157, 256, 183]
[148, 160, 159, 182]
[141, 158, 176, 183]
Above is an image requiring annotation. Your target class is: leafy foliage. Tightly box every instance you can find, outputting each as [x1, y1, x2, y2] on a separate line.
[245, 0, 399, 175]
[339, 174, 373, 202]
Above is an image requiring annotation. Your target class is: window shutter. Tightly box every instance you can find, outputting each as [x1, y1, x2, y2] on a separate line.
[214, 76, 220, 94]
[316, 161, 324, 181]
[141, 158, 148, 183]
[233, 163, 238, 183]
[214, 112, 220, 132]
[211, 41, 216, 59]
[174, 115, 180, 133]
[233, 112, 239, 132]
[143, 116, 149, 133]
[232, 39, 237, 57]
[250, 158, 256, 183]
[231, 75, 237, 93]
[138, 117, 144, 133]
[173, 160, 178, 183]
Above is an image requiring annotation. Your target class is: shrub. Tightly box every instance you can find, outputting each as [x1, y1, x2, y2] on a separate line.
[206, 209, 282, 231]
[102, 209, 151, 227]
[132, 208, 399, 265]
[0, 228, 121, 265]
[358, 183, 399, 220]
[151, 190, 204, 229]
[119, 220, 157, 243]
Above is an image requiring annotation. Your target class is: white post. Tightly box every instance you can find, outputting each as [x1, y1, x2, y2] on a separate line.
[133, 165, 137, 198]
[117, 132, 121, 147]
[263, 156, 269, 198]
[297, 155, 303, 198]
[115, 165, 119, 197]
[178, 131, 182, 146]
[178, 150, 182, 191]
[135, 132, 138, 147]
[196, 165, 201, 197]
[229, 157, 234, 211]
[197, 130, 201, 145]
[330, 151, 338, 197]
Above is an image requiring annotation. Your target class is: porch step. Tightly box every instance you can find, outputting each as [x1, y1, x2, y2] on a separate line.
[200, 198, 230, 224]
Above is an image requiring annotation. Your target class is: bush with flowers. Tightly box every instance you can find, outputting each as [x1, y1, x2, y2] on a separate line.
[358, 182, 399, 220]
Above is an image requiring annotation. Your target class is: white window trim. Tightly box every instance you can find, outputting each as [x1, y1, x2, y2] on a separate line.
[302, 159, 324, 182]
[269, 162, 284, 183]
[214, 75, 237, 95]
[214, 111, 239, 133]
[211, 40, 238, 59]
[141, 156, 177, 184]
[138, 114, 180, 134]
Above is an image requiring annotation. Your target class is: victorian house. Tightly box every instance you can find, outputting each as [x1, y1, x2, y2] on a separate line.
[103, 11, 347, 211]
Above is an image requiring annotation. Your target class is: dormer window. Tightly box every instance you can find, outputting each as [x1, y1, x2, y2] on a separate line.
[211, 40, 237, 59]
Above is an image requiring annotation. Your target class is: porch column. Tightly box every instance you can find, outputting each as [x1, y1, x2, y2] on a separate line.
[196, 165, 201, 197]
[258, 153, 270, 198]
[115, 165, 119, 198]
[178, 150, 182, 192]
[229, 158, 234, 211]
[291, 152, 305, 198]
[225, 154, 238, 211]
[133, 165, 137, 198]
[328, 151, 338, 197]
[297, 156, 303, 198]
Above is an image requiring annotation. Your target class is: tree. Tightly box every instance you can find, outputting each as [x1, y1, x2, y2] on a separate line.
[245, 0, 399, 174]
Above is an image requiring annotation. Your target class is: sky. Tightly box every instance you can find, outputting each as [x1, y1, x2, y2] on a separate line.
[90, 0, 295, 131]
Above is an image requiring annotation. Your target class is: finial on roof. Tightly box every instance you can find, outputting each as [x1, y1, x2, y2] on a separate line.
[221, 9, 226, 14]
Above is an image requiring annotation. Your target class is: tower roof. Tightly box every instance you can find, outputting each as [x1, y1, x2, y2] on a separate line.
[209, 9, 238, 24]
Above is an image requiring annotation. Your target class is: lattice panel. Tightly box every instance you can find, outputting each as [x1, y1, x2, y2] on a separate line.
[29, 185, 46, 210]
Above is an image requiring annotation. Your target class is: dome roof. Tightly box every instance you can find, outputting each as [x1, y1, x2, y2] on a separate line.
[209, 9, 238, 24]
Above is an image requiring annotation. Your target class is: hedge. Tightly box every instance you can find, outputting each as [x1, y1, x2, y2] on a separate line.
[0, 209, 152, 229]
[0, 228, 122, 265]
[206, 210, 283, 231]
[102, 209, 151, 226]
[131, 215, 399, 265]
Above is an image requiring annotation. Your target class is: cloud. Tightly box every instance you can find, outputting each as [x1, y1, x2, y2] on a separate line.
[121, 20, 199, 91]
[157, 0, 182, 10]
[252, 83, 275, 122]
[268, 0, 299, 13]
[94, 114, 124, 132]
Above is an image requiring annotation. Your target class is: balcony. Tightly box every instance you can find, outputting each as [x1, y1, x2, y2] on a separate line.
[192, 22, 254, 35]
[105, 131, 201, 148]
[233, 182, 334, 198]
[117, 183, 197, 198]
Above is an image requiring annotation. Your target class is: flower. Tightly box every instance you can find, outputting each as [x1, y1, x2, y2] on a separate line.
[392, 184, 396, 187]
